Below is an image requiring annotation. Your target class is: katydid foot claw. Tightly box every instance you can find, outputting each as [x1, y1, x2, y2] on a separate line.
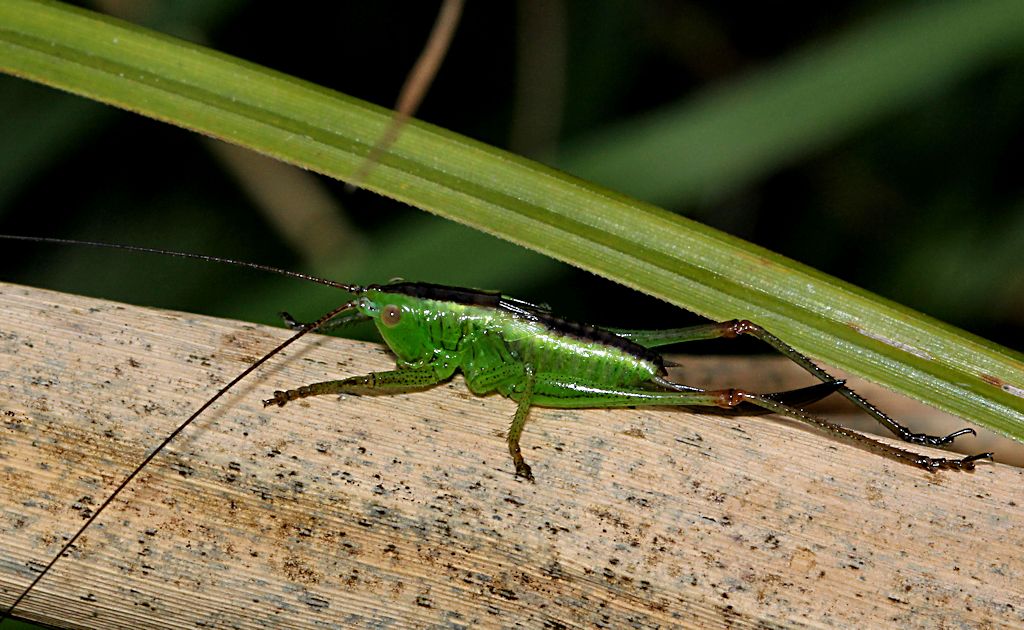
[278, 312, 306, 330]
[514, 460, 535, 482]
[906, 427, 977, 446]
[262, 390, 292, 407]
[916, 451, 993, 472]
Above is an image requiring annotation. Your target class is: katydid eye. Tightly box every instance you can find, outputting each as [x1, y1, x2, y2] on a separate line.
[381, 304, 402, 327]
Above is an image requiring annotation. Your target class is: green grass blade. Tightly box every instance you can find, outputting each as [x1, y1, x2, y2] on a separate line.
[0, 0, 1022, 441]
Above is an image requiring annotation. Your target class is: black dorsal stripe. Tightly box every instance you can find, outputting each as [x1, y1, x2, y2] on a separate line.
[371, 281, 505, 308]
[374, 281, 665, 371]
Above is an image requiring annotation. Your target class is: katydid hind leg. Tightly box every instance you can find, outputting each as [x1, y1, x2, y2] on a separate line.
[528, 374, 990, 472]
[653, 377, 844, 415]
[719, 388, 994, 472]
[608, 322, 738, 347]
[621, 319, 981, 447]
[720, 320, 982, 447]
[717, 381, 845, 416]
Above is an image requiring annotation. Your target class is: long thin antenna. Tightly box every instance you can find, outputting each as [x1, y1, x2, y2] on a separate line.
[0, 299, 360, 624]
[0, 235, 361, 292]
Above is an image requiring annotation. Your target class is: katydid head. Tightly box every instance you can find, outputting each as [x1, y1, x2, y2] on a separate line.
[349, 280, 527, 365]
[356, 286, 437, 365]
[354, 286, 434, 364]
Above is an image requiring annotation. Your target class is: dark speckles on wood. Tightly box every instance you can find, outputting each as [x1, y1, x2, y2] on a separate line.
[299, 593, 330, 610]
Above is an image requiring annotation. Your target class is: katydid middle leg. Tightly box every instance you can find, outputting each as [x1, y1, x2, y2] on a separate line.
[461, 359, 540, 481]
[507, 366, 537, 481]
[615, 320, 977, 447]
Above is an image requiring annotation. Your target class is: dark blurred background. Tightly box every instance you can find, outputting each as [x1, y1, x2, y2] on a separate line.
[1, 0, 1022, 350]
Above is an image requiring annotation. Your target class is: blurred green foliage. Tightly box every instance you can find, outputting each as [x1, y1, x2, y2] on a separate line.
[1, 1, 1021, 349]
[0, 4, 1022, 627]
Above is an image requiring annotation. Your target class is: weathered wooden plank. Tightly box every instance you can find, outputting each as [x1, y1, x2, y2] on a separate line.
[1, 283, 1021, 628]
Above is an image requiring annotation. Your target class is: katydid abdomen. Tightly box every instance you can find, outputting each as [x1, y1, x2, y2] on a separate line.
[467, 309, 663, 396]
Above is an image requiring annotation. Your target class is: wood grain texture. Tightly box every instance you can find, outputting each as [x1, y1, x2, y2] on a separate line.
[0, 282, 1022, 629]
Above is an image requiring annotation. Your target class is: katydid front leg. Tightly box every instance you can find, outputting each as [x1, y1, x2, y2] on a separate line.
[262, 366, 448, 406]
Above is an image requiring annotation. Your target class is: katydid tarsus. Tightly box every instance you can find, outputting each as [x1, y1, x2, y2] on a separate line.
[0, 234, 993, 625]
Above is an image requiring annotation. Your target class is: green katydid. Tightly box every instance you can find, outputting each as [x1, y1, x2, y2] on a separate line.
[266, 281, 990, 480]
[0, 234, 993, 624]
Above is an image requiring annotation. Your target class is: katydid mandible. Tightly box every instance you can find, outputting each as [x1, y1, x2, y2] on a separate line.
[0, 235, 993, 624]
